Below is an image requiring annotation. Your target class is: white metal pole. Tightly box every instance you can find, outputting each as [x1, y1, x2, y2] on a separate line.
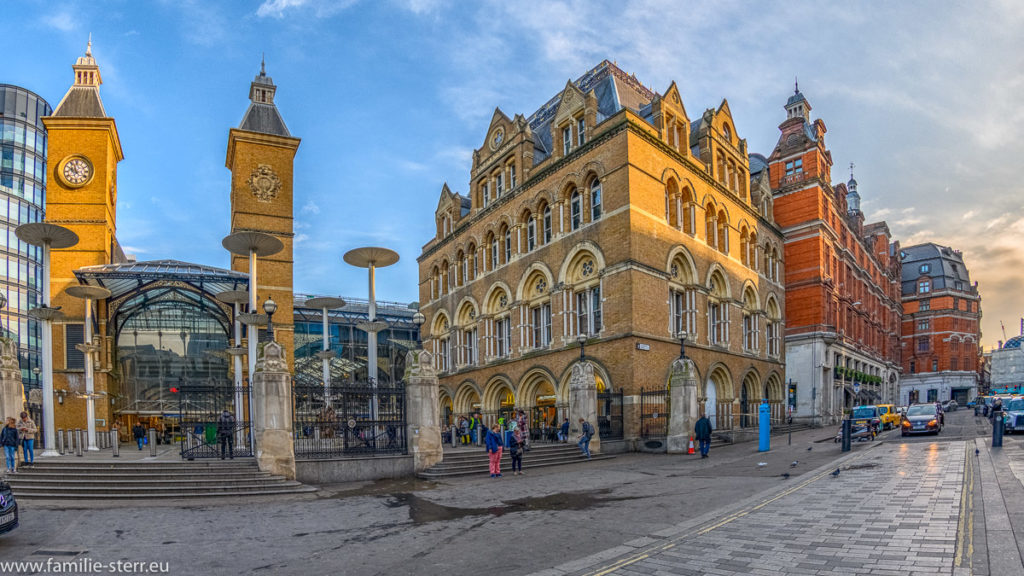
[233, 301, 244, 446]
[368, 262, 378, 421]
[84, 296, 97, 450]
[322, 306, 330, 402]
[40, 241, 58, 457]
[247, 249, 257, 380]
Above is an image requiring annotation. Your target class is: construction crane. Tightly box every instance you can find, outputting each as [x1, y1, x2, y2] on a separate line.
[1001, 320, 1008, 342]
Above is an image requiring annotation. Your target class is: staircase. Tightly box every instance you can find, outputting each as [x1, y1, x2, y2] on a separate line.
[418, 443, 613, 480]
[6, 459, 317, 500]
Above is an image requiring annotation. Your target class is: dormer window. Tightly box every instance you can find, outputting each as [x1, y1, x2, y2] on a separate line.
[785, 159, 803, 176]
[919, 263, 930, 274]
[563, 126, 571, 156]
[918, 280, 931, 294]
[722, 124, 731, 143]
[577, 117, 586, 146]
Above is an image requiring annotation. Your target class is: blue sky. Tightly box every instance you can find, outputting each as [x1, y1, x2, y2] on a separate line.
[3, 0, 1023, 348]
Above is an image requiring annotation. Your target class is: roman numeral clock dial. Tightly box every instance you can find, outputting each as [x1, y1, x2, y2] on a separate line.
[58, 155, 94, 188]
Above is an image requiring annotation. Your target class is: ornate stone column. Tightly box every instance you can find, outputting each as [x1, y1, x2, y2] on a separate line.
[568, 361, 600, 454]
[667, 357, 699, 453]
[252, 342, 295, 479]
[0, 339, 24, 423]
[404, 348, 442, 472]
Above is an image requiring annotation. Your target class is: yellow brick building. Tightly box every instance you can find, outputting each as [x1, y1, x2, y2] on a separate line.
[418, 61, 787, 438]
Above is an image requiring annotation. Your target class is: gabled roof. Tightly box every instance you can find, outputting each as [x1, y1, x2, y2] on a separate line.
[238, 61, 291, 137]
[53, 87, 106, 118]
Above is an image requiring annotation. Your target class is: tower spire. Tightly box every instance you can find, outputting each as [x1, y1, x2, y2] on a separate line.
[261, 53, 266, 76]
[849, 161, 855, 179]
[794, 76, 799, 95]
[86, 33, 93, 57]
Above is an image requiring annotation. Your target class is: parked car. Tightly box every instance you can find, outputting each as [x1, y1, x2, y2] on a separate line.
[1001, 397, 1024, 434]
[901, 403, 943, 436]
[850, 405, 882, 434]
[941, 399, 959, 412]
[0, 480, 17, 535]
[876, 404, 900, 430]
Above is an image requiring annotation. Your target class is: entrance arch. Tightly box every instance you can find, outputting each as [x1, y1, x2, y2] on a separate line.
[520, 368, 560, 431]
[453, 381, 481, 417]
[740, 371, 761, 428]
[704, 365, 733, 430]
[483, 377, 516, 428]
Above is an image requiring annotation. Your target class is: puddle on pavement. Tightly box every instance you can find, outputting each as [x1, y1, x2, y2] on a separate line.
[844, 462, 879, 471]
[320, 477, 439, 499]
[384, 488, 638, 525]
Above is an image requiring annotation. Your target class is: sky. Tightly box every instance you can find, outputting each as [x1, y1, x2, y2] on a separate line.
[3, 0, 1022, 349]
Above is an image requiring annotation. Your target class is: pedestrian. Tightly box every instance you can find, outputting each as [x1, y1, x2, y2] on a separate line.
[16, 412, 37, 466]
[559, 418, 570, 443]
[485, 423, 503, 477]
[510, 427, 524, 475]
[460, 416, 470, 445]
[517, 410, 530, 450]
[470, 413, 480, 444]
[577, 417, 593, 459]
[695, 411, 713, 458]
[132, 422, 146, 450]
[217, 409, 236, 459]
[1, 418, 19, 474]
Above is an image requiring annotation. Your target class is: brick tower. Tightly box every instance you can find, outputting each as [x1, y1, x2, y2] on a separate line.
[226, 60, 300, 367]
[43, 40, 124, 431]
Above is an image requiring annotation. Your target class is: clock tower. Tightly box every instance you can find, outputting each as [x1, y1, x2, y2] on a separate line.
[226, 60, 300, 367]
[43, 40, 124, 431]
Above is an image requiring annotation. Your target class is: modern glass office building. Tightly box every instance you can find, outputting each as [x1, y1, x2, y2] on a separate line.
[0, 84, 49, 391]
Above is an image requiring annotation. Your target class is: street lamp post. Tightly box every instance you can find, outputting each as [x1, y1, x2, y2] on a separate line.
[577, 333, 587, 361]
[17, 222, 79, 457]
[263, 297, 277, 341]
[215, 289, 250, 431]
[305, 297, 346, 404]
[222, 231, 284, 382]
[413, 311, 425, 350]
[64, 285, 111, 451]
[344, 247, 399, 423]
[677, 331, 688, 360]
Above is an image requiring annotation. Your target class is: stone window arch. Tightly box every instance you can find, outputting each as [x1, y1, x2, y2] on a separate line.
[707, 269, 730, 347]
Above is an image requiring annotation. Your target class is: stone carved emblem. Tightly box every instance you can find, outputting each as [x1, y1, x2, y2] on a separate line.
[581, 260, 595, 277]
[536, 279, 547, 294]
[499, 294, 508, 307]
[248, 164, 281, 203]
[671, 264, 679, 278]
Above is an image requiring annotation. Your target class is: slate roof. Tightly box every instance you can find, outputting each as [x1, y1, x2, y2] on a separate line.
[748, 153, 768, 175]
[239, 67, 291, 137]
[900, 243, 973, 296]
[53, 87, 106, 118]
[526, 60, 656, 165]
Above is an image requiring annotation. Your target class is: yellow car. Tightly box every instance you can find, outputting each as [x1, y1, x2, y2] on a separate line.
[877, 404, 900, 430]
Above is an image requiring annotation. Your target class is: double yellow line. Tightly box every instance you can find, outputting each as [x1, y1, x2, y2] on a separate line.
[954, 441, 975, 569]
[588, 466, 838, 576]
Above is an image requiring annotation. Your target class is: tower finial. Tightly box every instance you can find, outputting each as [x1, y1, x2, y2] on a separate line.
[261, 53, 266, 76]
[86, 33, 93, 57]
[849, 161, 855, 179]
[794, 76, 799, 94]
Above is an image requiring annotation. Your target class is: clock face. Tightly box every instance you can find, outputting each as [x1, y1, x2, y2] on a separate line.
[60, 156, 93, 187]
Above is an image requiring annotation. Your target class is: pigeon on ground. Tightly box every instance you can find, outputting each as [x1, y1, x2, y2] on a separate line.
[757, 462, 767, 467]
[807, 446, 813, 451]
[780, 473, 790, 479]
[976, 448, 980, 455]
[790, 461, 799, 468]
[830, 468, 841, 477]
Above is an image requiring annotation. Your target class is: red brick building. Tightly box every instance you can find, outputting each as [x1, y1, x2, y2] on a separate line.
[899, 243, 981, 404]
[767, 87, 902, 424]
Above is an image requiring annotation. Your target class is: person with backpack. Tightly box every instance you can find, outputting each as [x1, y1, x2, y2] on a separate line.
[1, 418, 19, 473]
[470, 413, 480, 444]
[132, 423, 146, 450]
[510, 427, 524, 475]
[577, 417, 594, 459]
[217, 409, 236, 459]
[485, 424, 503, 478]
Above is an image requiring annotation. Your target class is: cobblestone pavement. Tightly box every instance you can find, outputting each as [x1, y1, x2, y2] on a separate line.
[537, 441, 971, 576]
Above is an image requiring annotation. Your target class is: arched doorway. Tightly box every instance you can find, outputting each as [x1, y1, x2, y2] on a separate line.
[705, 379, 718, 428]
[520, 370, 559, 439]
[705, 365, 733, 430]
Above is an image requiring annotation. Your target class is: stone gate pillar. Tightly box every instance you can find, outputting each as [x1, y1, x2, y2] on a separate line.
[252, 341, 296, 480]
[404, 348, 442, 472]
[568, 361, 600, 454]
[667, 357, 699, 453]
[0, 339, 24, 423]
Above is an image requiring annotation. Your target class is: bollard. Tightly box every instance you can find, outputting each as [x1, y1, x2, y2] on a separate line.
[758, 402, 771, 452]
[993, 412, 1004, 447]
[75, 429, 84, 457]
[841, 418, 852, 452]
[451, 425, 458, 448]
[57, 429, 65, 455]
[111, 430, 120, 457]
[148, 428, 157, 456]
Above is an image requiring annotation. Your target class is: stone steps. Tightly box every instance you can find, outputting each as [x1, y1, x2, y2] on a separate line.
[7, 459, 317, 500]
[419, 443, 613, 479]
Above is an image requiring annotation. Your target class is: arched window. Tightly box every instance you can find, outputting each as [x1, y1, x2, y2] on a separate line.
[707, 271, 729, 347]
[681, 187, 696, 234]
[487, 233, 498, 271]
[742, 287, 759, 353]
[705, 204, 717, 248]
[748, 232, 758, 271]
[467, 243, 477, 280]
[590, 178, 602, 222]
[526, 217, 536, 252]
[766, 297, 781, 357]
[722, 123, 731, 143]
[665, 179, 678, 225]
[740, 228, 750, 267]
[504, 227, 512, 263]
[717, 210, 729, 254]
[457, 251, 466, 286]
[570, 190, 582, 230]
[542, 205, 552, 244]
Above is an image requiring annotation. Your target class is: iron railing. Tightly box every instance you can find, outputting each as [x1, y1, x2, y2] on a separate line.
[598, 390, 624, 440]
[640, 387, 669, 439]
[293, 381, 407, 458]
[178, 384, 253, 459]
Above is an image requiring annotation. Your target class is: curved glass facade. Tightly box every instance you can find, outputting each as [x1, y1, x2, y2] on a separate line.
[0, 84, 49, 391]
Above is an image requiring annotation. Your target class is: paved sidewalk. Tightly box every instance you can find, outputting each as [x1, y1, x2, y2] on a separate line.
[532, 441, 968, 576]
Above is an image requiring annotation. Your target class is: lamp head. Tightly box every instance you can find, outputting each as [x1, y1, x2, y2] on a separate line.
[32, 367, 41, 376]
[576, 334, 587, 345]
[412, 311, 425, 327]
[678, 331, 688, 342]
[263, 297, 278, 315]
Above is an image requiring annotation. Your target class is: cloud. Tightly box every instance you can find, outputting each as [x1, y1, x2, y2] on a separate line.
[256, 0, 358, 18]
[295, 233, 310, 244]
[301, 200, 321, 214]
[42, 12, 75, 32]
[120, 246, 149, 255]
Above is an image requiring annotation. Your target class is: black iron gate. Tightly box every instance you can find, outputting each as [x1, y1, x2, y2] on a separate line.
[639, 387, 668, 438]
[293, 381, 407, 458]
[179, 384, 253, 460]
[597, 390, 623, 440]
